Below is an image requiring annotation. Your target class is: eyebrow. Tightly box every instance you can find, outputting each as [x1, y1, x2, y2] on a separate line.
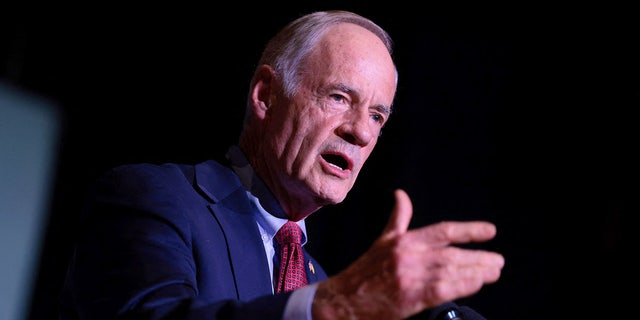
[336, 83, 391, 116]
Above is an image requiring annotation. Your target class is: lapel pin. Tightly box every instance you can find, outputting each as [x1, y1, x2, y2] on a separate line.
[308, 261, 315, 274]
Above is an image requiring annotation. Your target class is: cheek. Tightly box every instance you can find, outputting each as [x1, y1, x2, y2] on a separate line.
[296, 112, 336, 141]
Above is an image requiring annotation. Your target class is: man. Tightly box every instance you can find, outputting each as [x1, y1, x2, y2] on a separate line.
[60, 10, 504, 320]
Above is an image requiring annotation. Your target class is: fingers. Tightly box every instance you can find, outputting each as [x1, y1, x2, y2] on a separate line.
[380, 189, 498, 248]
[422, 250, 505, 304]
[412, 221, 498, 247]
[317, 188, 505, 319]
[400, 221, 504, 307]
[406, 245, 504, 308]
[421, 245, 504, 268]
[381, 189, 413, 238]
[433, 246, 505, 280]
[424, 274, 495, 305]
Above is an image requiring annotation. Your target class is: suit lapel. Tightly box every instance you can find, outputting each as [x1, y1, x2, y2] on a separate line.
[194, 160, 273, 300]
[210, 196, 274, 300]
[194, 159, 328, 297]
[304, 251, 327, 284]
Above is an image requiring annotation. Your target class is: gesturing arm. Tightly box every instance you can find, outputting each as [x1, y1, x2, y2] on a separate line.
[312, 189, 504, 320]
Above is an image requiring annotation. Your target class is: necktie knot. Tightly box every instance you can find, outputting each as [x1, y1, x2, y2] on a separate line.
[274, 220, 307, 293]
[275, 221, 303, 246]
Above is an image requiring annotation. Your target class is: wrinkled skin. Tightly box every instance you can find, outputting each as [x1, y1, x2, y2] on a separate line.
[241, 23, 396, 221]
[241, 22, 505, 319]
[313, 189, 504, 319]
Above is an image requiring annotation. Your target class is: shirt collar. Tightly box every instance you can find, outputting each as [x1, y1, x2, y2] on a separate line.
[225, 145, 307, 244]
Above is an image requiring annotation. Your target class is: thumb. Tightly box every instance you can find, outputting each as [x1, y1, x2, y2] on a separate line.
[381, 189, 413, 238]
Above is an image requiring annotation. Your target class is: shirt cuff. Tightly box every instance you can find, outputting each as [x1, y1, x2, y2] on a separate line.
[283, 283, 319, 320]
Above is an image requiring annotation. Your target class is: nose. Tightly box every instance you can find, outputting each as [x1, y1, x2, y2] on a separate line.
[336, 110, 375, 146]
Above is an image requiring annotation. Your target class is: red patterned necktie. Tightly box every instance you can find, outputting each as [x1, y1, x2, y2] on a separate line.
[274, 221, 308, 293]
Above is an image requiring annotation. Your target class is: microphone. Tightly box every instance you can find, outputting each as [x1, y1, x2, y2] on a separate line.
[423, 302, 464, 320]
[440, 308, 463, 320]
[422, 302, 489, 320]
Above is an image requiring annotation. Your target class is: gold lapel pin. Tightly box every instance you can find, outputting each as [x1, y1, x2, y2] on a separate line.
[308, 261, 315, 274]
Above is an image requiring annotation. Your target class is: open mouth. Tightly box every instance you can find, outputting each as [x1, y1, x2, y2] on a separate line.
[321, 153, 350, 171]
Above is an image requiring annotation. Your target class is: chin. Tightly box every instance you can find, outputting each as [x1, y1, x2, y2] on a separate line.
[315, 187, 348, 205]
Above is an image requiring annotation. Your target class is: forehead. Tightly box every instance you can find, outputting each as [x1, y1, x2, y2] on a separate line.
[305, 23, 397, 105]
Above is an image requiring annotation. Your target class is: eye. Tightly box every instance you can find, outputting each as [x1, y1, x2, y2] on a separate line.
[370, 104, 390, 126]
[371, 113, 384, 124]
[330, 94, 347, 104]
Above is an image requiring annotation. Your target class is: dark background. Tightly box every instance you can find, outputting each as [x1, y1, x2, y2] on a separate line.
[2, 3, 635, 319]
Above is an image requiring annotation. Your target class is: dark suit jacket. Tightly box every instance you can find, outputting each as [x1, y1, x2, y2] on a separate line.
[59, 160, 327, 320]
[59, 159, 486, 320]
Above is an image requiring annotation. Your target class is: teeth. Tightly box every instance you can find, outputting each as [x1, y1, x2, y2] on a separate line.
[322, 154, 347, 170]
[328, 162, 343, 170]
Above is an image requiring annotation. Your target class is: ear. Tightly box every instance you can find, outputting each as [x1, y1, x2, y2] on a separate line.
[250, 64, 276, 119]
